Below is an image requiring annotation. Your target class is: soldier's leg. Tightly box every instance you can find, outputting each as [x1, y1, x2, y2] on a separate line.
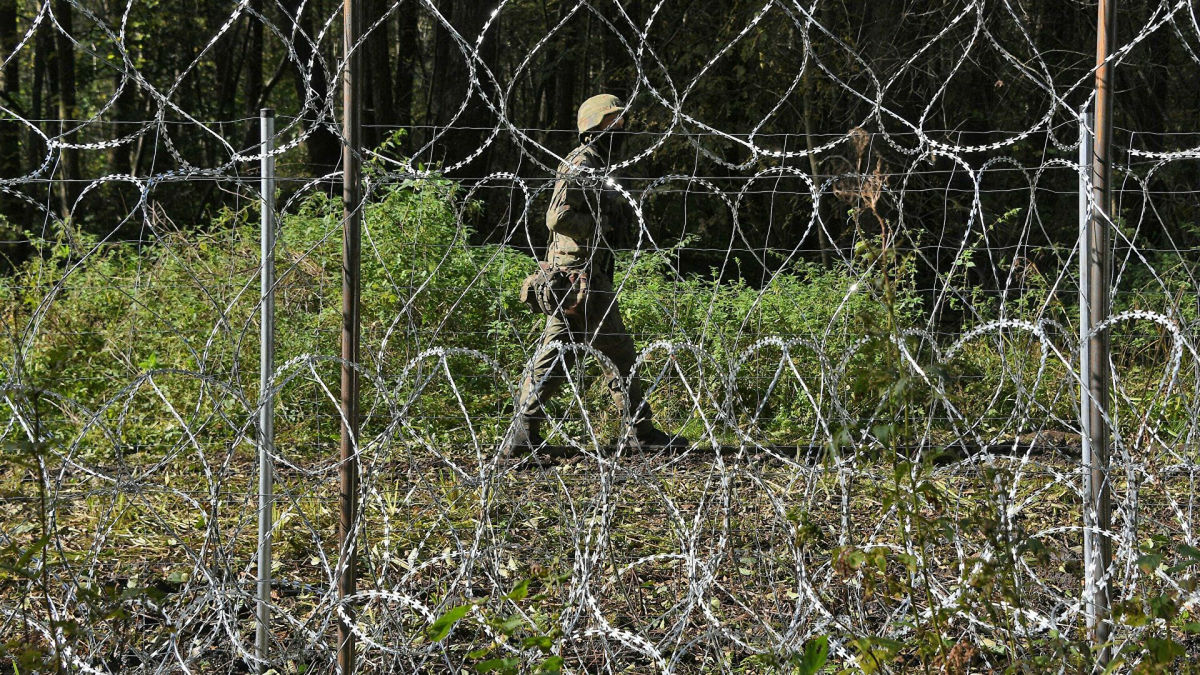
[517, 314, 577, 420]
[583, 287, 655, 434]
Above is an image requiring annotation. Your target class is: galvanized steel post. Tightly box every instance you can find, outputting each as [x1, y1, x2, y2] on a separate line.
[256, 107, 276, 674]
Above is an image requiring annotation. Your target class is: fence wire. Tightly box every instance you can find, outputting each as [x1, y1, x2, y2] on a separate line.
[2, 0, 1200, 672]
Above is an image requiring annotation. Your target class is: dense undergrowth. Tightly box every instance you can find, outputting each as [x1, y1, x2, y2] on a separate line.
[0, 177, 1125, 455]
[4, 179, 1200, 673]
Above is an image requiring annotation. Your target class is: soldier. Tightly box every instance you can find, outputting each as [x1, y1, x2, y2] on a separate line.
[505, 94, 688, 454]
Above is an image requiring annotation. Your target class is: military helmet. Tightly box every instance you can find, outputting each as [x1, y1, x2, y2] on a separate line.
[577, 94, 625, 135]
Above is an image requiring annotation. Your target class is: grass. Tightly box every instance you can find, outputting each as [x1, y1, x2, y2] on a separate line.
[3, 179, 1200, 672]
[6, 431, 1200, 672]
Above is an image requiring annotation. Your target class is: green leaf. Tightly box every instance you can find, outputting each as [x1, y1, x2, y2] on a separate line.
[850, 636, 902, 674]
[1145, 636, 1184, 663]
[1099, 654, 1126, 675]
[1149, 593, 1178, 620]
[868, 548, 887, 574]
[1117, 600, 1149, 627]
[475, 657, 520, 673]
[523, 635, 553, 652]
[797, 635, 829, 675]
[427, 604, 470, 642]
[537, 656, 564, 673]
[1167, 544, 1200, 573]
[9, 534, 52, 576]
[1137, 553, 1163, 574]
[506, 579, 530, 602]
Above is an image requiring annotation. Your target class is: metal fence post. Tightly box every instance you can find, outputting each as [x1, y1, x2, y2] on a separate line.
[256, 107, 276, 673]
[1079, 105, 1114, 656]
[1078, 106, 1094, 635]
[339, 0, 362, 671]
[1084, 0, 1115, 663]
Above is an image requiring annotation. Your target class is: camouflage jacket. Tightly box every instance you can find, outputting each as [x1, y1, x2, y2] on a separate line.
[544, 141, 634, 276]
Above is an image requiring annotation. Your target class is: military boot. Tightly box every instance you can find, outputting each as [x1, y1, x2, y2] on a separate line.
[632, 425, 690, 450]
[501, 416, 544, 457]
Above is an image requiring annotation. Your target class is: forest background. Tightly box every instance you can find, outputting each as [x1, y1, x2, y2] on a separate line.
[1, 0, 1197, 283]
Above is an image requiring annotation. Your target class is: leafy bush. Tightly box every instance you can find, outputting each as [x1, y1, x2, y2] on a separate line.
[9, 177, 1148, 456]
[3, 179, 534, 459]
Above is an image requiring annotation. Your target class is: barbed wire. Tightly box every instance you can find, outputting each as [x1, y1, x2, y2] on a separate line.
[2, 0, 1200, 672]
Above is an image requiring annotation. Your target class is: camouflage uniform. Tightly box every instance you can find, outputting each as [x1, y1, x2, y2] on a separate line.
[515, 138, 656, 434]
[506, 94, 685, 453]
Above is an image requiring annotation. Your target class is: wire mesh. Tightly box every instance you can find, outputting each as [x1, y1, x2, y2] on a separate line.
[2, 0, 1200, 672]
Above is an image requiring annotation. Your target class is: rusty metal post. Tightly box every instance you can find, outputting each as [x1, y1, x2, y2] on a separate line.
[1084, 0, 1115, 665]
[338, 0, 362, 671]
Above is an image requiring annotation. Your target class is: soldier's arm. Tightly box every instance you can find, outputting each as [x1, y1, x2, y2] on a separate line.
[546, 154, 602, 240]
[546, 185, 595, 240]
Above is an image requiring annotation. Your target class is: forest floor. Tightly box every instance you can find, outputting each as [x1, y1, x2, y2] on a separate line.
[3, 435, 1198, 672]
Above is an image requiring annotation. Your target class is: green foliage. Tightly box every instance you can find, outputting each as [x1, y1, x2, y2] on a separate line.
[617, 242, 919, 441]
[738, 635, 828, 673]
[4, 179, 539, 457]
[619, 246, 909, 359]
[6, 180, 947, 455]
[0, 429, 60, 674]
[427, 604, 471, 642]
[422, 577, 565, 674]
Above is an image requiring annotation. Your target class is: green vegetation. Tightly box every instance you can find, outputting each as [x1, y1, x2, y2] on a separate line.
[3, 179, 1200, 673]
[2, 178, 934, 454]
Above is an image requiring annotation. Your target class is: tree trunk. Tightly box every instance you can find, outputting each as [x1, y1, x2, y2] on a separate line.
[0, 0, 25, 264]
[0, 0, 20, 180]
[107, 69, 136, 176]
[601, 1, 624, 91]
[802, 70, 832, 268]
[54, 0, 79, 218]
[553, 0, 577, 134]
[210, 13, 241, 167]
[283, 0, 341, 182]
[241, 0, 264, 152]
[362, 0, 394, 150]
[30, 10, 48, 171]
[393, 0, 416, 152]
[429, 0, 499, 172]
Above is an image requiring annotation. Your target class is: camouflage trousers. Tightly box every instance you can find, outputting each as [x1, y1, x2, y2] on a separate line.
[517, 274, 654, 433]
